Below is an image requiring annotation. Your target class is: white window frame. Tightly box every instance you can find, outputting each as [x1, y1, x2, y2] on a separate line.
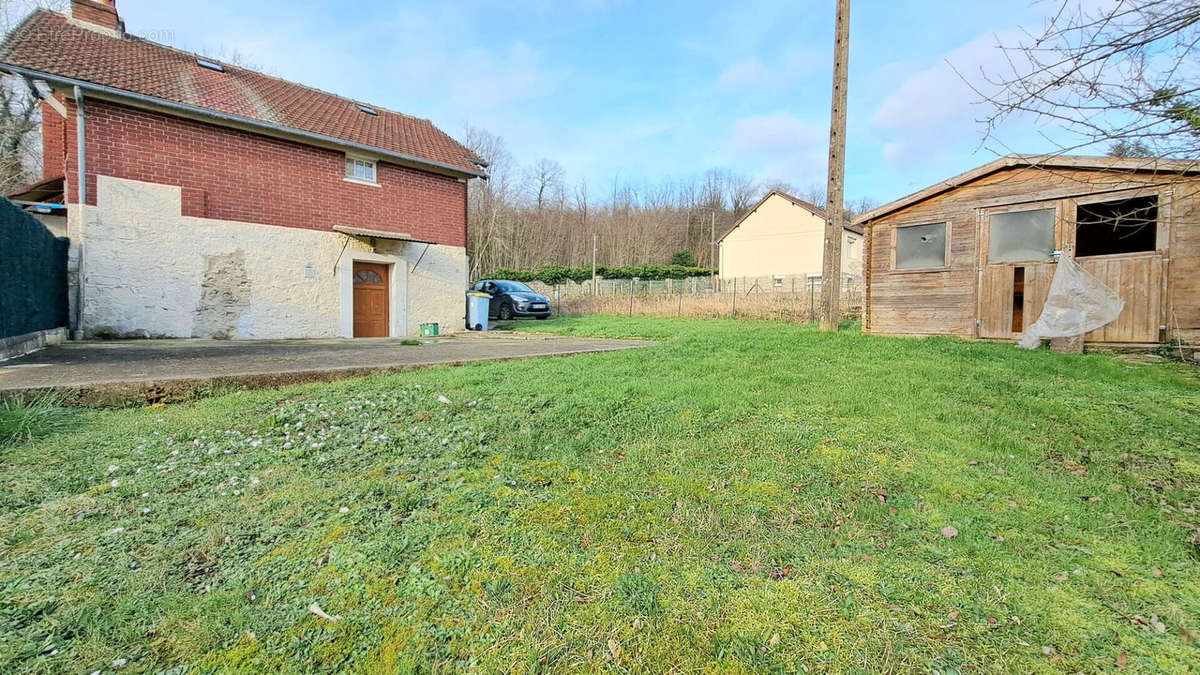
[344, 156, 380, 186]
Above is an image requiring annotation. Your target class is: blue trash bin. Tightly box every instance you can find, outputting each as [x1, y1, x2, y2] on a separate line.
[466, 292, 491, 331]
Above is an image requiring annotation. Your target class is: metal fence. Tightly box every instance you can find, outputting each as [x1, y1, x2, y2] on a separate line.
[0, 198, 68, 339]
[524, 275, 863, 321]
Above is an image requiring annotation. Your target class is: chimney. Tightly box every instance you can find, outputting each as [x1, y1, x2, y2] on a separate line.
[70, 0, 124, 35]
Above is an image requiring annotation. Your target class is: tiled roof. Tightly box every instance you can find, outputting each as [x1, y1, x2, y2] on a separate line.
[0, 9, 484, 175]
[718, 189, 862, 242]
[773, 191, 827, 219]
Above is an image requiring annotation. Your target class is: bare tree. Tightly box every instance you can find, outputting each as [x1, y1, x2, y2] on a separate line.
[981, 0, 1200, 158]
[726, 172, 757, 218]
[463, 125, 516, 277]
[0, 77, 39, 192]
[459, 125, 877, 277]
[526, 158, 564, 211]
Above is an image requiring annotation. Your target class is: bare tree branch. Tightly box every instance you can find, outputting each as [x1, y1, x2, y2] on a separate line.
[978, 0, 1200, 158]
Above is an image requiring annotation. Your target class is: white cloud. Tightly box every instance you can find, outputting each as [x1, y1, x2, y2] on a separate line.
[731, 112, 822, 152]
[728, 112, 826, 182]
[125, 1, 560, 139]
[870, 30, 1024, 167]
[717, 59, 770, 89]
[444, 41, 555, 109]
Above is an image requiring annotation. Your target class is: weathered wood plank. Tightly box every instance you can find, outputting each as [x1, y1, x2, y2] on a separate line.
[864, 165, 1198, 343]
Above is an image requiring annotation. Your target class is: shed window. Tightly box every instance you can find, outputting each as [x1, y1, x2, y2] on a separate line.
[345, 157, 377, 183]
[988, 208, 1055, 263]
[1075, 195, 1157, 257]
[895, 222, 947, 269]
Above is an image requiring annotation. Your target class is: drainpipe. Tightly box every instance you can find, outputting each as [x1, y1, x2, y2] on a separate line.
[73, 85, 86, 339]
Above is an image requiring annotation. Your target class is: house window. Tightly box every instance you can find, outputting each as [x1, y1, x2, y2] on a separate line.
[894, 222, 947, 269]
[773, 276, 784, 288]
[1075, 195, 1157, 257]
[988, 208, 1055, 262]
[345, 157, 377, 183]
[354, 269, 384, 285]
[196, 58, 225, 72]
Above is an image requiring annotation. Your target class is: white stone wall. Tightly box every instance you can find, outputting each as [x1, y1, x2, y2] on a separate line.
[74, 175, 467, 339]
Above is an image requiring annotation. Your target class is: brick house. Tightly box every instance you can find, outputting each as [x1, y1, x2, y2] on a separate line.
[0, 0, 486, 339]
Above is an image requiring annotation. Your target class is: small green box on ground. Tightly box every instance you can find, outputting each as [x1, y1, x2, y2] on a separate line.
[419, 323, 439, 337]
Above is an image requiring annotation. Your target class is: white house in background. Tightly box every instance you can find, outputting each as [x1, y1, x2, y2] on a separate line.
[717, 190, 863, 284]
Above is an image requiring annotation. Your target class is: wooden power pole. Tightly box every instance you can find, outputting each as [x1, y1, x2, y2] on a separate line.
[710, 211, 716, 289]
[819, 0, 850, 332]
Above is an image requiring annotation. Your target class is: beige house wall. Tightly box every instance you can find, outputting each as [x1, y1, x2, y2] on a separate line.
[718, 193, 862, 280]
[68, 175, 467, 339]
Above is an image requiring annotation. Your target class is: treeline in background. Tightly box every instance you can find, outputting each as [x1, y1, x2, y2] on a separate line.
[491, 260, 712, 286]
[463, 126, 877, 280]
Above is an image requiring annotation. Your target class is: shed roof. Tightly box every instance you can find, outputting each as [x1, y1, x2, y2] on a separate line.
[0, 9, 485, 177]
[7, 175, 65, 204]
[717, 190, 861, 243]
[854, 154, 1200, 226]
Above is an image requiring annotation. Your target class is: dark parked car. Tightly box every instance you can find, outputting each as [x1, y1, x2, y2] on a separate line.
[471, 280, 552, 320]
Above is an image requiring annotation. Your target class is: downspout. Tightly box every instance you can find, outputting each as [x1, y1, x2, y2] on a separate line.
[73, 85, 86, 339]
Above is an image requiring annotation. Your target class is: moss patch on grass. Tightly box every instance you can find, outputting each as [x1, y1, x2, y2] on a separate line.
[2, 318, 1198, 671]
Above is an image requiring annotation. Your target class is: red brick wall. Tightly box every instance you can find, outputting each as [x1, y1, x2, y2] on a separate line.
[70, 0, 121, 31]
[41, 99, 67, 180]
[61, 99, 467, 247]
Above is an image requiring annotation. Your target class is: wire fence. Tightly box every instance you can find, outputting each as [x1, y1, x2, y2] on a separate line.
[523, 275, 863, 321]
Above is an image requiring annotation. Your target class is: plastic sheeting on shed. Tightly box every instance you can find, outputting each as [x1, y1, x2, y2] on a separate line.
[1017, 253, 1124, 349]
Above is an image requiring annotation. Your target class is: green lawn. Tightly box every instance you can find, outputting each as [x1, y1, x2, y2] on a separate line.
[2, 318, 1198, 672]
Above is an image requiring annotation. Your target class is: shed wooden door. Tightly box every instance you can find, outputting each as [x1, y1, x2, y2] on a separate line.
[977, 203, 1060, 340]
[352, 262, 389, 338]
[1078, 253, 1163, 343]
[978, 263, 1054, 339]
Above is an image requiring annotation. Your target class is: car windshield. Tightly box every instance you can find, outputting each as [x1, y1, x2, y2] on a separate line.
[495, 281, 534, 293]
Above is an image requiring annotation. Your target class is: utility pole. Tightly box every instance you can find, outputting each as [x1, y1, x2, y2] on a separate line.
[819, 0, 850, 332]
[710, 210, 716, 290]
[591, 232, 598, 293]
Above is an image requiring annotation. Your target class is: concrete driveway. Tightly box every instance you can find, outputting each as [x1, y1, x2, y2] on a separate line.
[0, 333, 652, 405]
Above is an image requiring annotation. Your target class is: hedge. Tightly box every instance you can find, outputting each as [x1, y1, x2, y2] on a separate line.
[488, 264, 714, 285]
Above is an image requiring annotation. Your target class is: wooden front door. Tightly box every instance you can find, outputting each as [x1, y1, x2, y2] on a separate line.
[352, 262, 390, 337]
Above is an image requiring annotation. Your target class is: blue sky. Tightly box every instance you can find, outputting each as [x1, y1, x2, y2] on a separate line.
[113, 0, 1099, 205]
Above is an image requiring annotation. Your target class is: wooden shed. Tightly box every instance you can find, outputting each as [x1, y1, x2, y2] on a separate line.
[856, 155, 1200, 346]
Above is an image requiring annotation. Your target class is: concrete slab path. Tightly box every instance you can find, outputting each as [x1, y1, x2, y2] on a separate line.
[0, 333, 652, 404]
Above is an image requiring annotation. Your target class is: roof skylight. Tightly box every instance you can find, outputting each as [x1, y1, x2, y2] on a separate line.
[196, 58, 225, 73]
[357, 104, 379, 116]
